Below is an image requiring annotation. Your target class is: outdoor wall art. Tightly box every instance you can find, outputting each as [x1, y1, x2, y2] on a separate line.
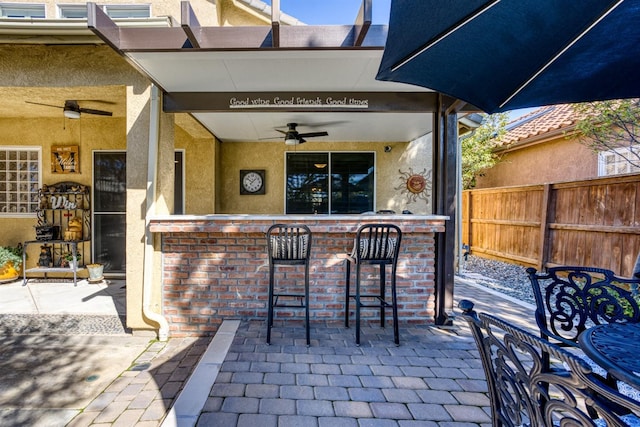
[51, 145, 79, 173]
[395, 168, 431, 203]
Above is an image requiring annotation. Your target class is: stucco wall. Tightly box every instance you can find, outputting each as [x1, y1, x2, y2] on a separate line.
[475, 137, 599, 188]
[0, 115, 126, 259]
[217, 0, 272, 26]
[219, 139, 433, 215]
[175, 125, 216, 214]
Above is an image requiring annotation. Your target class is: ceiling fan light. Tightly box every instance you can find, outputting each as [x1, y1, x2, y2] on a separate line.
[285, 137, 299, 145]
[64, 109, 81, 119]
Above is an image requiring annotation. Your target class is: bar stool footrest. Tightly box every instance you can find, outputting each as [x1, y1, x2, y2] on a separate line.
[348, 294, 392, 308]
[274, 294, 307, 307]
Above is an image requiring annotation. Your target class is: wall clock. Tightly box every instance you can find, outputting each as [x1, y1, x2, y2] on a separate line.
[240, 169, 265, 195]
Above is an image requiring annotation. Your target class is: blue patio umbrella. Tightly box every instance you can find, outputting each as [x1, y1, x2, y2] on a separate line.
[376, 0, 640, 114]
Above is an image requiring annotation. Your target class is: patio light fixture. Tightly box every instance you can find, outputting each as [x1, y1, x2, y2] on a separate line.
[64, 108, 81, 119]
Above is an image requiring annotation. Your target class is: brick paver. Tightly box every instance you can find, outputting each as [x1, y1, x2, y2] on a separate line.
[64, 279, 534, 426]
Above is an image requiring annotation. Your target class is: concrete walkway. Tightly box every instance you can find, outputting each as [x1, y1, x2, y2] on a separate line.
[0, 276, 537, 426]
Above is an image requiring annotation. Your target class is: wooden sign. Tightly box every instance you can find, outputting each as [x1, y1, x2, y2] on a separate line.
[51, 145, 79, 173]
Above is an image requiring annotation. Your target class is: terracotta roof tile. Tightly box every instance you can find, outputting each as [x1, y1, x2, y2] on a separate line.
[498, 104, 584, 147]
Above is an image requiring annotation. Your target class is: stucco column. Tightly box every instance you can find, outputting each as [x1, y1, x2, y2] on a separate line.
[125, 85, 175, 331]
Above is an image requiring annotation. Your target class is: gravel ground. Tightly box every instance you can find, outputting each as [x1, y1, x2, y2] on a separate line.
[0, 314, 129, 336]
[457, 254, 536, 306]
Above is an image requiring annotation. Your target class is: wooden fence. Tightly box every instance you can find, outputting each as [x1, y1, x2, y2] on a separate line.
[461, 174, 640, 277]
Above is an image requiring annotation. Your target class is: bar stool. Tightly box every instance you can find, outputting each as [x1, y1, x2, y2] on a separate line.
[343, 223, 402, 345]
[266, 223, 312, 346]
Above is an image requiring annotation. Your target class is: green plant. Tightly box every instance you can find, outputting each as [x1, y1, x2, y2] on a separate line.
[0, 244, 23, 268]
[64, 252, 81, 262]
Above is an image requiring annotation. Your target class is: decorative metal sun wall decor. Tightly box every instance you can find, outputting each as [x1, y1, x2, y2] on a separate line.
[395, 168, 431, 203]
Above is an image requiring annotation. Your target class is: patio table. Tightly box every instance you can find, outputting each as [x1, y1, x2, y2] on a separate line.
[578, 323, 640, 390]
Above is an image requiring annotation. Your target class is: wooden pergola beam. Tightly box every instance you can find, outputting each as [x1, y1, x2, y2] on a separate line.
[181, 0, 201, 48]
[271, 0, 280, 47]
[354, 0, 372, 46]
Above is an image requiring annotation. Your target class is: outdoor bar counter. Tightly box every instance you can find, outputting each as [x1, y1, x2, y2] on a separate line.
[149, 214, 447, 337]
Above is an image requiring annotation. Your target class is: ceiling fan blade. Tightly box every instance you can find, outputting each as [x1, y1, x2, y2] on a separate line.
[298, 137, 307, 144]
[78, 107, 113, 116]
[275, 129, 287, 135]
[298, 131, 328, 138]
[25, 101, 63, 109]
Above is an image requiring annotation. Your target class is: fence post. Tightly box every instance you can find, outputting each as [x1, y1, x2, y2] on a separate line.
[462, 191, 470, 250]
[537, 183, 552, 271]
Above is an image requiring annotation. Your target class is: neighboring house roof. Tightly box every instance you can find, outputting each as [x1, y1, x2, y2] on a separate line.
[498, 103, 586, 148]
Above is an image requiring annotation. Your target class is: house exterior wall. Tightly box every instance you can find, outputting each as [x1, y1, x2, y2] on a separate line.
[0, 2, 438, 337]
[3, 0, 219, 26]
[475, 137, 598, 188]
[219, 139, 433, 215]
[0, 114, 127, 260]
[175, 124, 217, 215]
[217, 0, 273, 26]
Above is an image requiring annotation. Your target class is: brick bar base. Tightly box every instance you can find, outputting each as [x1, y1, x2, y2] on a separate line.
[149, 215, 447, 337]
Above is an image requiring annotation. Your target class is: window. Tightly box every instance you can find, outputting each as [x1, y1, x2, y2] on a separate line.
[286, 152, 375, 214]
[103, 4, 151, 19]
[0, 3, 45, 18]
[58, 4, 87, 19]
[58, 4, 151, 19]
[0, 147, 41, 216]
[598, 145, 640, 176]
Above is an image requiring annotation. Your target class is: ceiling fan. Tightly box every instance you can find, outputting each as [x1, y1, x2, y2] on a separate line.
[276, 123, 328, 145]
[25, 100, 113, 119]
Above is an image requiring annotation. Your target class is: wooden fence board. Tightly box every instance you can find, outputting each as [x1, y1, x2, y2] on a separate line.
[463, 174, 640, 276]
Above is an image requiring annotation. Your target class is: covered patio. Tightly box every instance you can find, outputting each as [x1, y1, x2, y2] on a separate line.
[85, 0, 477, 334]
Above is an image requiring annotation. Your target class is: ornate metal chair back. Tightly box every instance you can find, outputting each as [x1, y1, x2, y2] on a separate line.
[459, 299, 640, 427]
[527, 266, 640, 348]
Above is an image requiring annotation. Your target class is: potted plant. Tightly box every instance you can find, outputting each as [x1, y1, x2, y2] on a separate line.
[0, 244, 23, 282]
[63, 251, 81, 269]
[86, 263, 104, 282]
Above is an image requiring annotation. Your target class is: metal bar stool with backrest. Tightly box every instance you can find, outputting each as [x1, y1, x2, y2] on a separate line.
[343, 223, 402, 345]
[266, 223, 312, 346]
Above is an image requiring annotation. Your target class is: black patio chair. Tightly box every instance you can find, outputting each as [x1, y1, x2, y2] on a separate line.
[342, 223, 402, 345]
[527, 266, 640, 401]
[266, 224, 312, 346]
[458, 299, 640, 427]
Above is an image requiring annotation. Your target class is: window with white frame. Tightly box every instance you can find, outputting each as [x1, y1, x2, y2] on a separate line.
[0, 147, 41, 216]
[598, 145, 640, 176]
[286, 152, 375, 214]
[58, 3, 151, 19]
[103, 4, 151, 19]
[0, 3, 45, 18]
[58, 4, 87, 19]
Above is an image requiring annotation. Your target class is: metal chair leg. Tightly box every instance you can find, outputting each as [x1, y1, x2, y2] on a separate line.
[344, 259, 352, 328]
[355, 263, 361, 346]
[391, 269, 399, 346]
[305, 262, 310, 346]
[267, 267, 275, 344]
[379, 264, 386, 328]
